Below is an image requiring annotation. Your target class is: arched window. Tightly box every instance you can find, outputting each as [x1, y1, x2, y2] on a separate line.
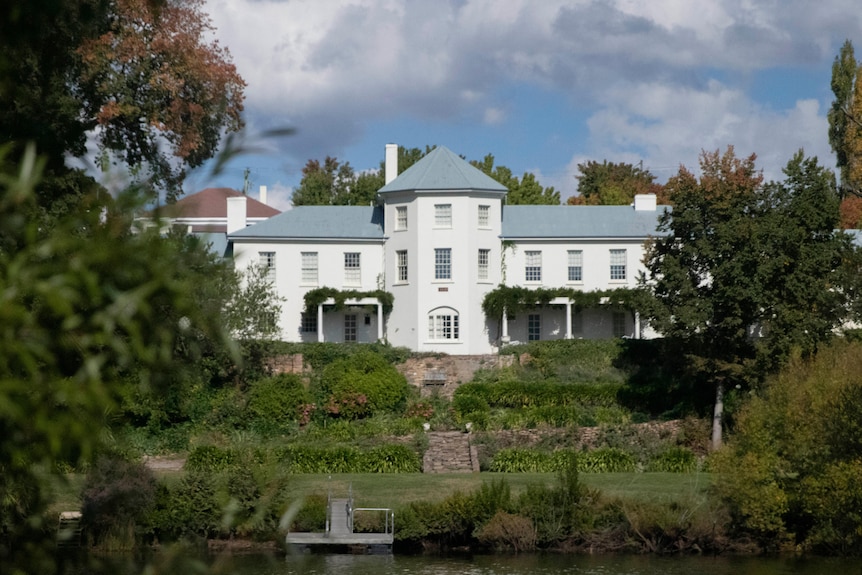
[428, 307, 459, 340]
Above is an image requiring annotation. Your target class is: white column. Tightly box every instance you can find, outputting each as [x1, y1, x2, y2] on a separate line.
[634, 311, 641, 339]
[377, 303, 384, 341]
[317, 304, 324, 342]
[566, 301, 573, 339]
[501, 308, 509, 343]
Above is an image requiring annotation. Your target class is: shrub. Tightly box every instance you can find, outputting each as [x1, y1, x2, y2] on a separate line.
[476, 511, 537, 551]
[648, 446, 697, 473]
[247, 373, 309, 426]
[578, 448, 636, 473]
[319, 350, 409, 415]
[452, 393, 490, 423]
[489, 449, 551, 473]
[81, 455, 157, 545]
[148, 472, 221, 541]
[185, 445, 238, 473]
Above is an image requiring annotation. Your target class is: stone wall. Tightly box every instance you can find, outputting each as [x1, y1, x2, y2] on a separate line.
[396, 354, 515, 398]
[267, 353, 514, 398]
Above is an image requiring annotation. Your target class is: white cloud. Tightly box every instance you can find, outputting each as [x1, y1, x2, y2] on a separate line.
[202, 0, 853, 190]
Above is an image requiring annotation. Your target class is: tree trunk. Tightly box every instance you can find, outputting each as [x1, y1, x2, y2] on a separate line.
[711, 382, 725, 451]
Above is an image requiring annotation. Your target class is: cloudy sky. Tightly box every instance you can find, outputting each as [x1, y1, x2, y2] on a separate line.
[191, 0, 860, 210]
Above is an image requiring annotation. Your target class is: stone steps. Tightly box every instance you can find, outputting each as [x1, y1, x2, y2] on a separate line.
[423, 431, 479, 473]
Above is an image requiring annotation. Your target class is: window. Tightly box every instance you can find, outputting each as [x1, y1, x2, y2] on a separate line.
[396, 250, 408, 283]
[344, 252, 361, 286]
[610, 249, 627, 281]
[478, 205, 490, 227]
[567, 250, 583, 282]
[612, 312, 627, 337]
[396, 206, 407, 231]
[435, 248, 451, 280]
[301, 252, 318, 284]
[428, 308, 460, 340]
[478, 249, 490, 281]
[435, 204, 452, 227]
[259, 251, 275, 282]
[301, 313, 317, 333]
[344, 314, 357, 342]
[525, 250, 542, 282]
[528, 314, 541, 341]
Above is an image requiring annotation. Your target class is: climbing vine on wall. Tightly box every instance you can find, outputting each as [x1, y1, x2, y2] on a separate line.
[481, 285, 648, 319]
[303, 287, 395, 315]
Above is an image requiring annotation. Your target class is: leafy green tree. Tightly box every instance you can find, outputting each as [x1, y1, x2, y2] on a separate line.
[292, 146, 434, 207]
[642, 147, 855, 450]
[713, 340, 862, 552]
[829, 40, 860, 193]
[0, 0, 245, 210]
[291, 156, 358, 206]
[471, 154, 559, 205]
[0, 144, 238, 572]
[569, 160, 665, 205]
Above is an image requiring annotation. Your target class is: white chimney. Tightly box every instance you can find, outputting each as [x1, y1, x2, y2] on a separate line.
[385, 143, 398, 185]
[633, 193, 657, 211]
[259, 185, 268, 205]
[227, 196, 247, 234]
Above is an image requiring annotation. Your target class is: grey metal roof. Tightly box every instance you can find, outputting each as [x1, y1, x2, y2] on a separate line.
[378, 146, 509, 194]
[502, 205, 670, 239]
[229, 206, 384, 240]
[193, 232, 231, 257]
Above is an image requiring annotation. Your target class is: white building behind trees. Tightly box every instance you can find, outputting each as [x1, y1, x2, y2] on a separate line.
[228, 145, 668, 354]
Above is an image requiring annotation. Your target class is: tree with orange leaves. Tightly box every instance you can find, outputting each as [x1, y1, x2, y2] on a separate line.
[78, 0, 246, 201]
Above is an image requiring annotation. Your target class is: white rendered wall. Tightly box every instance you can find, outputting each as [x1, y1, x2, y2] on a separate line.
[232, 239, 385, 343]
[382, 191, 504, 354]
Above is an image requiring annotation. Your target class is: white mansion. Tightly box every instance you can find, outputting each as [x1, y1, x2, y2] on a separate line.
[228, 145, 668, 355]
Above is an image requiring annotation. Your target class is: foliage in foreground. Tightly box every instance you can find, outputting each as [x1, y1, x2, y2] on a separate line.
[713, 340, 862, 553]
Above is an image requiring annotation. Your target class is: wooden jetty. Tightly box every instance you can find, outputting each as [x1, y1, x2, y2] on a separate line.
[286, 484, 394, 552]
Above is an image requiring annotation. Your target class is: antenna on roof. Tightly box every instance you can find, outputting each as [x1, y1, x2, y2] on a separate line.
[242, 167, 251, 195]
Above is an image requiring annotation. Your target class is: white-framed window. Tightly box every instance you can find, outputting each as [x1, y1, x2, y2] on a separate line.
[396, 250, 408, 283]
[435, 248, 451, 280]
[612, 311, 627, 337]
[567, 250, 583, 282]
[396, 206, 407, 231]
[610, 249, 627, 281]
[259, 251, 275, 282]
[478, 204, 490, 228]
[345, 314, 357, 342]
[478, 248, 490, 281]
[525, 250, 542, 282]
[528, 314, 541, 341]
[344, 252, 361, 286]
[301, 313, 317, 333]
[428, 307, 460, 340]
[435, 204, 452, 227]
[572, 311, 583, 335]
[301, 251, 318, 285]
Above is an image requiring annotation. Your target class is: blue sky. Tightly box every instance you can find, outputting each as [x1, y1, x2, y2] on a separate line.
[184, 0, 861, 211]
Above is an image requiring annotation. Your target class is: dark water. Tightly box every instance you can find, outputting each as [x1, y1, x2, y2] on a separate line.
[200, 552, 862, 575]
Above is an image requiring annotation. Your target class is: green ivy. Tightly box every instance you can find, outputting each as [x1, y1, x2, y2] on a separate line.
[481, 285, 648, 319]
[303, 287, 394, 314]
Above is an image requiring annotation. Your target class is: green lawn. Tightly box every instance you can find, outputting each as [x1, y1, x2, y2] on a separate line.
[281, 471, 715, 509]
[47, 470, 714, 516]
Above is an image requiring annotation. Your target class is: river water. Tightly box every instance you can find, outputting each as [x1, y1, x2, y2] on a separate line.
[200, 552, 860, 575]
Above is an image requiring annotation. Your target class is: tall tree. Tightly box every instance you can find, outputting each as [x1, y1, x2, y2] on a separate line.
[828, 40, 859, 193]
[78, 0, 245, 201]
[0, 0, 245, 210]
[291, 146, 433, 207]
[642, 147, 855, 450]
[291, 156, 358, 206]
[569, 160, 666, 205]
[471, 154, 559, 205]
